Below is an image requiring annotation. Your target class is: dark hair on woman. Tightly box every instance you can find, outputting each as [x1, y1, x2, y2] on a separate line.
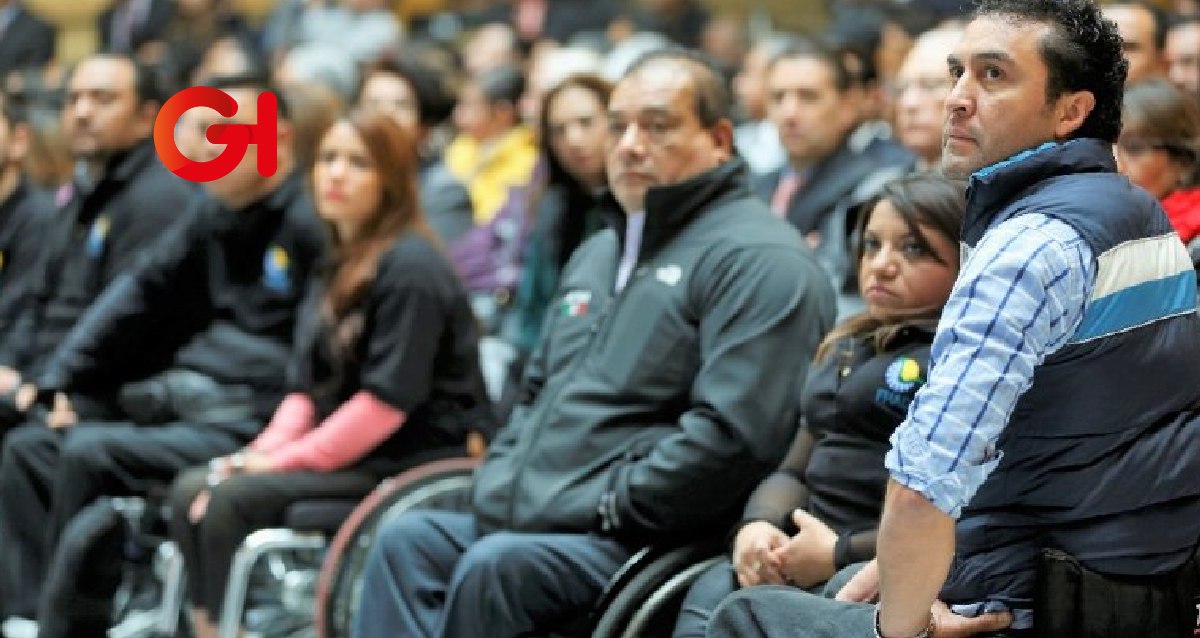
[972, 0, 1128, 143]
[317, 110, 435, 357]
[533, 73, 614, 268]
[360, 53, 457, 127]
[815, 174, 966, 362]
[1122, 78, 1200, 189]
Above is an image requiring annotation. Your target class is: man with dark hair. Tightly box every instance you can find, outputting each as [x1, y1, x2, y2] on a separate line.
[709, 1, 1200, 636]
[0, 73, 325, 637]
[757, 38, 913, 318]
[1104, 1, 1169, 85]
[0, 53, 194, 434]
[0, 50, 195, 633]
[350, 47, 836, 638]
[732, 35, 792, 176]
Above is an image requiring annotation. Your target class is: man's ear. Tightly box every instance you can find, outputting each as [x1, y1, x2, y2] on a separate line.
[839, 85, 866, 130]
[710, 118, 735, 162]
[136, 100, 160, 137]
[1054, 90, 1096, 139]
[275, 120, 294, 169]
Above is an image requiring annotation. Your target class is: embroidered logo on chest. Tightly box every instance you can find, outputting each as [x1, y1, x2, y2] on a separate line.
[875, 356, 925, 410]
[885, 357, 923, 392]
[656, 265, 683, 286]
[560, 290, 592, 317]
[262, 243, 292, 294]
[87, 215, 111, 259]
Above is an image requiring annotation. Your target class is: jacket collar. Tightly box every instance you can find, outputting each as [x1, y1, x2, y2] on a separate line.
[105, 138, 157, 185]
[67, 139, 157, 222]
[602, 157, 753, 260]
[212, 169, 306, 234]
[962, 138, 1115, 245]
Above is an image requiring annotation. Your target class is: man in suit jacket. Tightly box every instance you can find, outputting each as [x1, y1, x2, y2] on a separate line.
[756, 38, 914, 318]
[97, 0, 174, 56]
[0, 1, 55, 80]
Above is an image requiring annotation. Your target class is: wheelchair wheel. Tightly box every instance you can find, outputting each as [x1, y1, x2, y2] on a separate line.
[590, 545, 723, 638]
[313, 457, 479, 638]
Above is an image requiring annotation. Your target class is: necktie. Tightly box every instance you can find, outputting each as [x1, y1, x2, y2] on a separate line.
[770, 169, 801, 219]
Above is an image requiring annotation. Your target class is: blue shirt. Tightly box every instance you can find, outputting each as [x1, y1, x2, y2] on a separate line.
[885, 212, 1096, 518]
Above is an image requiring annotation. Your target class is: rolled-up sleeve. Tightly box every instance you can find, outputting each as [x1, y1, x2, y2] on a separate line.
[885, 213, 1095, 518]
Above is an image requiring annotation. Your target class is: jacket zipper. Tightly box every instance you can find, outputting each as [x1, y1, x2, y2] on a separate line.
[503, 264, 647, 529]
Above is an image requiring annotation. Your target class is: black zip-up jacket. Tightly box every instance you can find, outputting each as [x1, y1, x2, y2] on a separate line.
[36, 172, 324, 418]
[471, 158, 838, 545]
[0, 177, 52, 334]
[737, 323, 936, 568]
[0, 140, 195, 374]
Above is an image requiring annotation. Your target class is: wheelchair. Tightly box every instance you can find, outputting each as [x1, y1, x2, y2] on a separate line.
[198, 335, 515, 637]
[314, 456, 481, 638]
[145, 448, 483, 638]
[120, 453, 1200, 638]
[310, 460, 724, 638]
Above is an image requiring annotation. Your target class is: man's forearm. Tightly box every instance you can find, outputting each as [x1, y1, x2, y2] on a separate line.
[876, 479, 956, 637]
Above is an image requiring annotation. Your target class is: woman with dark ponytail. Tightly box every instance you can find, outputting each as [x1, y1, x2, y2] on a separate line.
[168, 110, 492, 638]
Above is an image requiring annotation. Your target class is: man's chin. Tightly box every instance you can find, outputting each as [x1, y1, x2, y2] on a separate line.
[612, 188, 646, 214]
[939, 154, 978, 180]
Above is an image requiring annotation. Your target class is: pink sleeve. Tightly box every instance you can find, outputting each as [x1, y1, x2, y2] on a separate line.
[250, 393, 318, 453]
[269, 391, 406, 473]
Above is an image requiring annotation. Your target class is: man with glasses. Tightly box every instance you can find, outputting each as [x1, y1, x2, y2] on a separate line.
[891, 28, 963, 171]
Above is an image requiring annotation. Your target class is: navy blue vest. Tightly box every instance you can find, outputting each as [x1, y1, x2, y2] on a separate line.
[940, 139, 1200, 611]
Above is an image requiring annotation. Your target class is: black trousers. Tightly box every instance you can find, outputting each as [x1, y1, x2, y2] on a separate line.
[0, 419, 255, 618]
[0, 390, 118, 452]
[168, 466, 385, 616]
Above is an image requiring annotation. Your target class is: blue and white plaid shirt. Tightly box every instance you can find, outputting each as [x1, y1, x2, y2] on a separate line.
[885, 212, 1096, 518]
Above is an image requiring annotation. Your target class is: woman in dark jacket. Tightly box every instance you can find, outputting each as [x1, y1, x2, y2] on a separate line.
[511, 72, 613, 353]
[168, 110, 492, 638]
[672, 174, 965, 638]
